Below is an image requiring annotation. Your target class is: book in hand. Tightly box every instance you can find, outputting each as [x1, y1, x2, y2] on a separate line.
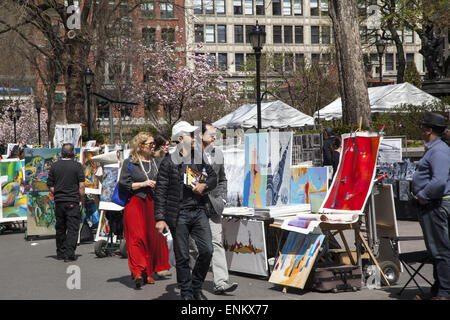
[184, 166, 207, 189]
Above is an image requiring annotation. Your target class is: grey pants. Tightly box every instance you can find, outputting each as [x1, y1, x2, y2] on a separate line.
[189, 213, 229, 288]
[418, 197, 450, 298]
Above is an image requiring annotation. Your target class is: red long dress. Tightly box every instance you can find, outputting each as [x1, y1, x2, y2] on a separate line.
[123, 193, 171, 280]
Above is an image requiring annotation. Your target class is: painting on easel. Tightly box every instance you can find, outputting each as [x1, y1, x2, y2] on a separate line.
[319, 132, 382, 214]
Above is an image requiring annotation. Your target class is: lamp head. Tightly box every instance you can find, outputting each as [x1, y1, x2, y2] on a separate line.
[249, 21, 266, 51]
[15, 107, 22, 120]
[7, 107, 14, 121]
[376, 39, 385, 55]
[83, 67, 94, 87]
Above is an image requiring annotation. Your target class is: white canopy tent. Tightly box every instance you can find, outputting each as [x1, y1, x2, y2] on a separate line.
[213, 100, 315, 129]
[313, 82, 443, 121]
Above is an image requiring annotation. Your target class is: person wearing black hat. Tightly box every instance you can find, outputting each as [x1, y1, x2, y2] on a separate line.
[412, 112, 450, 300]
[322, 127, 335, 166]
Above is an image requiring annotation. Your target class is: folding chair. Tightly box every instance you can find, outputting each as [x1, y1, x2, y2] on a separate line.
[386, 236, 433, 296]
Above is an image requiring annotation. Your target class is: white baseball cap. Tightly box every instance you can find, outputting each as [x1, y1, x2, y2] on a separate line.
[171, 121, 199, 141]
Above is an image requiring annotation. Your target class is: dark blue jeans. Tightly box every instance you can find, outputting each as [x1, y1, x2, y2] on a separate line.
[55, 202, 81, 259]
[418, 197, 450, 298]
[173, 208, 213, 298]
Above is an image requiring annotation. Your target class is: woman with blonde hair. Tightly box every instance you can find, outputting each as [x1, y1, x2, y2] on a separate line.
[119, 132, 171, 288]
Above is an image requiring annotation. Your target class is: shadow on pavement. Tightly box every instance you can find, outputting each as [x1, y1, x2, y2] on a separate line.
[383, 287, 429, 300]
[153, 283, 179, 300]
[107, 275, 136, 289]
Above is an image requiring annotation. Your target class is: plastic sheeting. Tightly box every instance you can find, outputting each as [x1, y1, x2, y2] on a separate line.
[213, 100, 315, 129]
[314, 83, 442, 121]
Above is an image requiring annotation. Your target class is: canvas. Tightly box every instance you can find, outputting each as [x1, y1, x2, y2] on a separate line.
[222, 218, 268, 277]
[269, 232, 325, 289]
[319, 132, 382, 214]
[243, 133, 269, 208]
[266, 132, 292, 206]
[0, 160, 27, 222]
[99, 164, 123, 211]
[82, 148, 101, 194]
[290, 167, 328, 212]
[222, 146, 245, 207]
[24, 148, 80, 236]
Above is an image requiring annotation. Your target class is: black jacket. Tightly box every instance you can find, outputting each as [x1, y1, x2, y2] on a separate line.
[153, 149, 217, 229]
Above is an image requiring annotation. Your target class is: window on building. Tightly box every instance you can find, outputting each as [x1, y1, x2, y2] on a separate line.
[322, 53, 330, 63]
[294, 0, 302, 15]
[195, 24, 204, 42]
[405, 29, 414, 43]
[194, 0, 203, 14]
[141, 0, 155, 18]
[97, 99, 109, 120]
[256, 0, 264, 15]
[321, 26, 331, 44]
[295, 25, 303, 43]
[217, 0, 226, 14]
[235, 53, 244, 71]
[273, 25, 282, 43]
[207, 53, 216, 67]
[245, 0, 253, 14]
[234, 0, 243, 14]
[142, 28, 156, 47]
[406, 53, 414, 62]
[321, 0, 328, 15]
[234, 25, 244, 43]
[160, 1, 174, 18]
[283, 0, 292, 15]
[205, 0, 214, 14]
[284, 26, 293, 43]
[217, 25, 227, 43]
[273, 0, 281, 15]
[161, 28, 175, 43]
[311, 26, 320, 44]
[310, 0, 319, 16]
[218, 53, 228, 70]
[285, 53, 294, 71]
[205, 25, 215, 42]
[295, 53, 304, 68]
[311, 53, 320, 63]
[274, 53, 283, 72]
[386, 53, 394, 71]
[245, 25, 255, 43]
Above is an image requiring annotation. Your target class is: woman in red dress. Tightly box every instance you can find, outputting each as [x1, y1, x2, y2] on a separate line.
[119, 132, 171, 288]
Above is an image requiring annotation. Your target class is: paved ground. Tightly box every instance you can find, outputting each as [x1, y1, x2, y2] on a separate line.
[0, 220, 432, 301]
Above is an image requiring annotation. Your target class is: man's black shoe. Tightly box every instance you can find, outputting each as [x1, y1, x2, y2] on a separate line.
[64, 255, 78, 262]
[193, 290, 208, 300]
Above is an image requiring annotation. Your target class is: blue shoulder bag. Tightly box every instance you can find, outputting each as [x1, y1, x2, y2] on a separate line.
[111, 159, 133, 207]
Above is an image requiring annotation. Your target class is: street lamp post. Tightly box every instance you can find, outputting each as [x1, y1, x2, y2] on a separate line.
[249, 21, 266, 132]
[7, 103, 22, 143]
[83, 67, 94, 140]
[376, 38, 386, 85]
[35, 97, 42, 145]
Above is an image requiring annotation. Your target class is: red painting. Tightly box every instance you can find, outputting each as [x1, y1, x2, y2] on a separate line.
[319, 133, 381, 214]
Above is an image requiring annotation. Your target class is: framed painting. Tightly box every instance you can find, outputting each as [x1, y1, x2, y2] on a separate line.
[98, 163, 123, 211]
[0, 159, 27, 222]
[82, 148, 101, 195]
[290, 167, 328, 213]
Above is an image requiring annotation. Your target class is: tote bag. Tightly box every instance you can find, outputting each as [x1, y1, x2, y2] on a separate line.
[111, 159, 133, 207]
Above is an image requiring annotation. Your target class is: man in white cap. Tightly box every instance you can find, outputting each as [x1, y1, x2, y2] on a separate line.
[154, 121, 217, 300]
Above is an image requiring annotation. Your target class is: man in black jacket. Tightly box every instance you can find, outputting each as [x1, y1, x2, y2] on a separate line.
[47, 143, 85, 262]
[322, 127, 335, 166]
[154, 121, 217, 300]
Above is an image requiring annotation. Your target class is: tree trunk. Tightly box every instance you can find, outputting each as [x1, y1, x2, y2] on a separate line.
[329, 0, 371, 128]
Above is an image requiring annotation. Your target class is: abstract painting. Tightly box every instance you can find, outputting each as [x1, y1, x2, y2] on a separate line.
[0, 159, 27, 222]
[319, 132, 381, 214]
[222, 218, 268, 277]
[290, 167, 328, 212]
[24, 148, 80, 236]
[269, 232, 325, 289]
[82, 148, 101, 194]
[99, 164, 123, 211]
[266, 132, 292, 206]
[243, 133, 268, 208]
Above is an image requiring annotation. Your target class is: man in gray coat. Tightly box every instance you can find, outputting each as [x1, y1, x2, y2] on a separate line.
[190, 122, 238, 295]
